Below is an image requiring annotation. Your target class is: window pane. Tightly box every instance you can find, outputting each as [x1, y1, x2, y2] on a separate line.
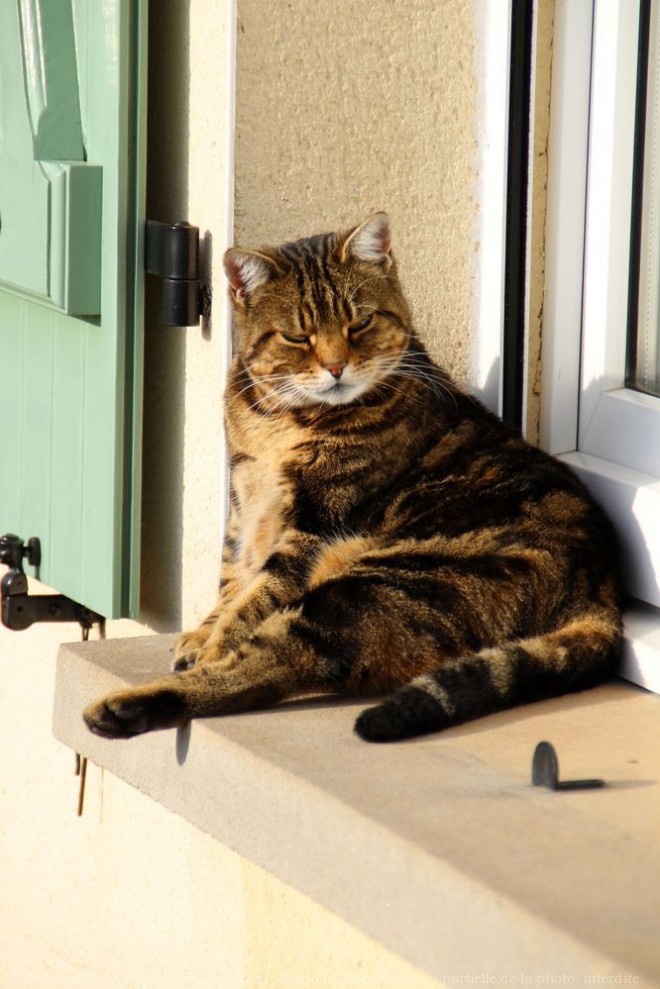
[630, 0, 660, 395]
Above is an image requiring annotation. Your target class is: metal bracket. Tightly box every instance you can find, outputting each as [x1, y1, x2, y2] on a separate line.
[532, 741, 605, 791]
[145, 220, 210, 326]
[0, 534, 103, 632]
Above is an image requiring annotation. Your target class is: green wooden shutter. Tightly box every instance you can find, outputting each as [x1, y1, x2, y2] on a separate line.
[0, 0, 147, 619]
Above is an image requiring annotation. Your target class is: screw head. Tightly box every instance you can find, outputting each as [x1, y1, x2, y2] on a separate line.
[25, 537, 41, 569]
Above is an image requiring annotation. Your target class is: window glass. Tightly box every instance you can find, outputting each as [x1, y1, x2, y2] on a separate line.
[629, 1, 660, 395]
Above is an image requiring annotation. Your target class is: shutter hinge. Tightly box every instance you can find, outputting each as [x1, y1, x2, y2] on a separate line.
[0, 534, 104, 633]
[145, 220, 211, 326]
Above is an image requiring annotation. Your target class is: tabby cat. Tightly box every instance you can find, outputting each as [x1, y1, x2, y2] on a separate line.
[84, 212, 622, 742]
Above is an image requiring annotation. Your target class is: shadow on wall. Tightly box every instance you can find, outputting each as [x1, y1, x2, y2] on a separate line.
[471, 357, 501, 418]
[139, 0, 191, 632]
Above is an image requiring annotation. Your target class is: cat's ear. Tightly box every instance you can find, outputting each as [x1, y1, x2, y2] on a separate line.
[223, 248, 284, 304]
[340, 212, 392, 268]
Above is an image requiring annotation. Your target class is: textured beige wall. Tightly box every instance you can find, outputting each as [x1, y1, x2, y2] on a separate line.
[0, 0, 487, 986]
[234, 0, 478, 386]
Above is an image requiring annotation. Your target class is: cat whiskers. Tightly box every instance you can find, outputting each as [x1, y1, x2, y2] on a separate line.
[260, 378, 313, 414]
[229, 367, 307, 416]
[375, 353, 459, 410]
[231, 351, 457, 418]
[370, 376, 427, 411]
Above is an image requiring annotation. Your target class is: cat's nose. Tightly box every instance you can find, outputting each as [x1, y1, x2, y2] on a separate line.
[324, 362, 346, 380]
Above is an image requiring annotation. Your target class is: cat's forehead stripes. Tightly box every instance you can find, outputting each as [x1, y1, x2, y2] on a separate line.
[297, 302, 315, 333]
[279, 234, 349, 327]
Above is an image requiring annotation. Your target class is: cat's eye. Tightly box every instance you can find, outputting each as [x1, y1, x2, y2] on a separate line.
[349, 315, 373, 336]
[279, 331, 310, 346]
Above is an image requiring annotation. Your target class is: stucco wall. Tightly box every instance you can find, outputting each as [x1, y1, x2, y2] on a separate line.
[0, 1, 490, 986]
[234, 0, 478, 386]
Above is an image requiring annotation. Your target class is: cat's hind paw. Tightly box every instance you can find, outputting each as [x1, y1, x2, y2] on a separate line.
[172, 652, 200, 673]
[172, 628, 211, 672]
[83, 687, 187, 739]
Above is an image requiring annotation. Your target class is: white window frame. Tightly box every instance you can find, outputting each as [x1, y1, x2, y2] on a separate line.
[541, 0, 660, 695]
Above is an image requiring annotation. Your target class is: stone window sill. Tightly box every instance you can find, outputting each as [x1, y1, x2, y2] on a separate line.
[54, 635, 660, 983]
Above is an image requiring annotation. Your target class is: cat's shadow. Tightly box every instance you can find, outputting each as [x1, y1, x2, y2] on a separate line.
[174, 693, 369, 764]
[176, 679, 656, 794]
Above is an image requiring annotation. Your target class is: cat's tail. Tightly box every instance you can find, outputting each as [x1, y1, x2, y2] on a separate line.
[354, 609, 622, 742]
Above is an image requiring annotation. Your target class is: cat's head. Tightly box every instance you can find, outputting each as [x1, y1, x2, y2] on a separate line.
[223, 213, 412, 408]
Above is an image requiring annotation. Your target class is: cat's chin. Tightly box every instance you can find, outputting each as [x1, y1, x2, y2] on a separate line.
[303, 380, 371, 407]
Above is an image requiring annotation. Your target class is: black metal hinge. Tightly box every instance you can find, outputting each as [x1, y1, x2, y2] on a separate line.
[0, 534, 103, 633]
[145, 220, 211, 326]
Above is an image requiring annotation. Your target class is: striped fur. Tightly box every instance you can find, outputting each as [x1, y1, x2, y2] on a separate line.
[84, 214, 622, 742]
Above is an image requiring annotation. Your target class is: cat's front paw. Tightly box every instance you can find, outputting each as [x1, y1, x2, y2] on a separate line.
[83, 687, 187, 738]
